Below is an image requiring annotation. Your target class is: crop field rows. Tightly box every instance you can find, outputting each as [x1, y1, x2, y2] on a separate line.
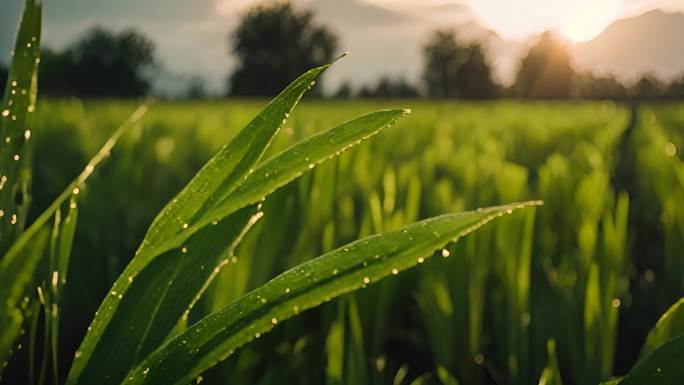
[5, 99, 679, 385]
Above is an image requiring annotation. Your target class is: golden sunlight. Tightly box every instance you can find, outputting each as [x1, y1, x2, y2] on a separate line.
[465, 0, 623, 42]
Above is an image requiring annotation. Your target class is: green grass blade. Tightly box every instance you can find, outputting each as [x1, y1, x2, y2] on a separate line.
[172, 109, 410, 251]
[124, 201, 541, 385]
[65, 65, 330, 385]
[68, 207, 259, 385]
[49, 198, 78, 382]
[0, 227, 48, 377]
[620, 334, 684, 385]
[138, 65, 330, 258]
[637, 298, 684, 364]
[326, 302, 345, 385]
[599, 378, 622, 385]
[66, 106, 403, 385]
[0, 0, 41, 254]
[57, 197, 79, 288]
[0, 104, 146, 378]
[538, 339, 562, 385]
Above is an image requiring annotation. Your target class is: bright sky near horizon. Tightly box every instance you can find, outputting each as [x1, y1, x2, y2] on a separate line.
[2, 0, 684, 94]
[218, 0, 684, 42]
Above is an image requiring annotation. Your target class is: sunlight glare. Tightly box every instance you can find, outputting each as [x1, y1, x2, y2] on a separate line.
[559, 1, 622, 42]
[466, 0, 623, 41]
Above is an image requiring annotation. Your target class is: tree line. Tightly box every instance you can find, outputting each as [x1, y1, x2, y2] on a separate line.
[2, 1, 684, 100]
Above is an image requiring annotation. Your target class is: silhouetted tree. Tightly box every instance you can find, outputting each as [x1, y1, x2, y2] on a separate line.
[40, 48, 74, 96]
[515, 32, 574, 98]
[40, 27, 155, 97]
[422, 30, 497, 99]
[629, 74, 666, 99]
[185, 76, 208, 99]
[666, 75, 684, 98]
[229, 2, 338, 96]
[572, 71, 627, 99]
[358, 76, 420, 98]
[333, 81, 353, 99]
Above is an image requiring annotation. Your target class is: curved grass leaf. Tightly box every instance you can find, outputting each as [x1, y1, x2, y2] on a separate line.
[0, 104, 147, 377]
[68, 108, 407, 385]
[124, 201, 541, 385]
[0, 0, 41, 254]
[620, 334, 684, 385]
[50, 197, 79, 380]
[69, 206, 259, 385]
[165, 109, 411, 253]
[637, 297, 684, 363]
[66, 65, 332, 385]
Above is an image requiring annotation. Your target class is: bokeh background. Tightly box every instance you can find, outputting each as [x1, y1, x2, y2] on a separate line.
[1, 1, 684, 385]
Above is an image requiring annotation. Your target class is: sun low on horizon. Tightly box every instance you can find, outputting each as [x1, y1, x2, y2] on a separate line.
[218, 0, 666, 43]
[364, 0, 631, 42]
[464, 0, 625, 42]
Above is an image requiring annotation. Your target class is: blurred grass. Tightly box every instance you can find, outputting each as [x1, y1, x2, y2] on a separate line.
[11, 99, 683, 385]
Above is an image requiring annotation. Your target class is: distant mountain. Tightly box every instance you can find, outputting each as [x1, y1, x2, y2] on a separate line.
[573, 10, 684, 81]
[309, 0, 411, 27]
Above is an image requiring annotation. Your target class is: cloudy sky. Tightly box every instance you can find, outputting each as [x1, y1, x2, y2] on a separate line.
[2, 0, 683, 94]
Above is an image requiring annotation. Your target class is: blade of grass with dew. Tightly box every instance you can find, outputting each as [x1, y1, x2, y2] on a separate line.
[637, 298, 684, 364]
[48, 197, 79, 381]
[620, 334, 684, 385]
[171, 109, 411, 250]
[123, 201, 541, 385]
[0, 104, 147, 376]
[65, 64, 330, 385]
[0, 0, 41, 254]
[69, 206, 259, 385]
[68, 108, 407, 385]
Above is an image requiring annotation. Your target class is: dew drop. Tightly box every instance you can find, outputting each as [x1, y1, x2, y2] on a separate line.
[665, 142, 677, 157]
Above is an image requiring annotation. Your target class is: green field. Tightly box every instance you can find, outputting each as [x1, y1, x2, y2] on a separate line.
[11, 99, 682, 384]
